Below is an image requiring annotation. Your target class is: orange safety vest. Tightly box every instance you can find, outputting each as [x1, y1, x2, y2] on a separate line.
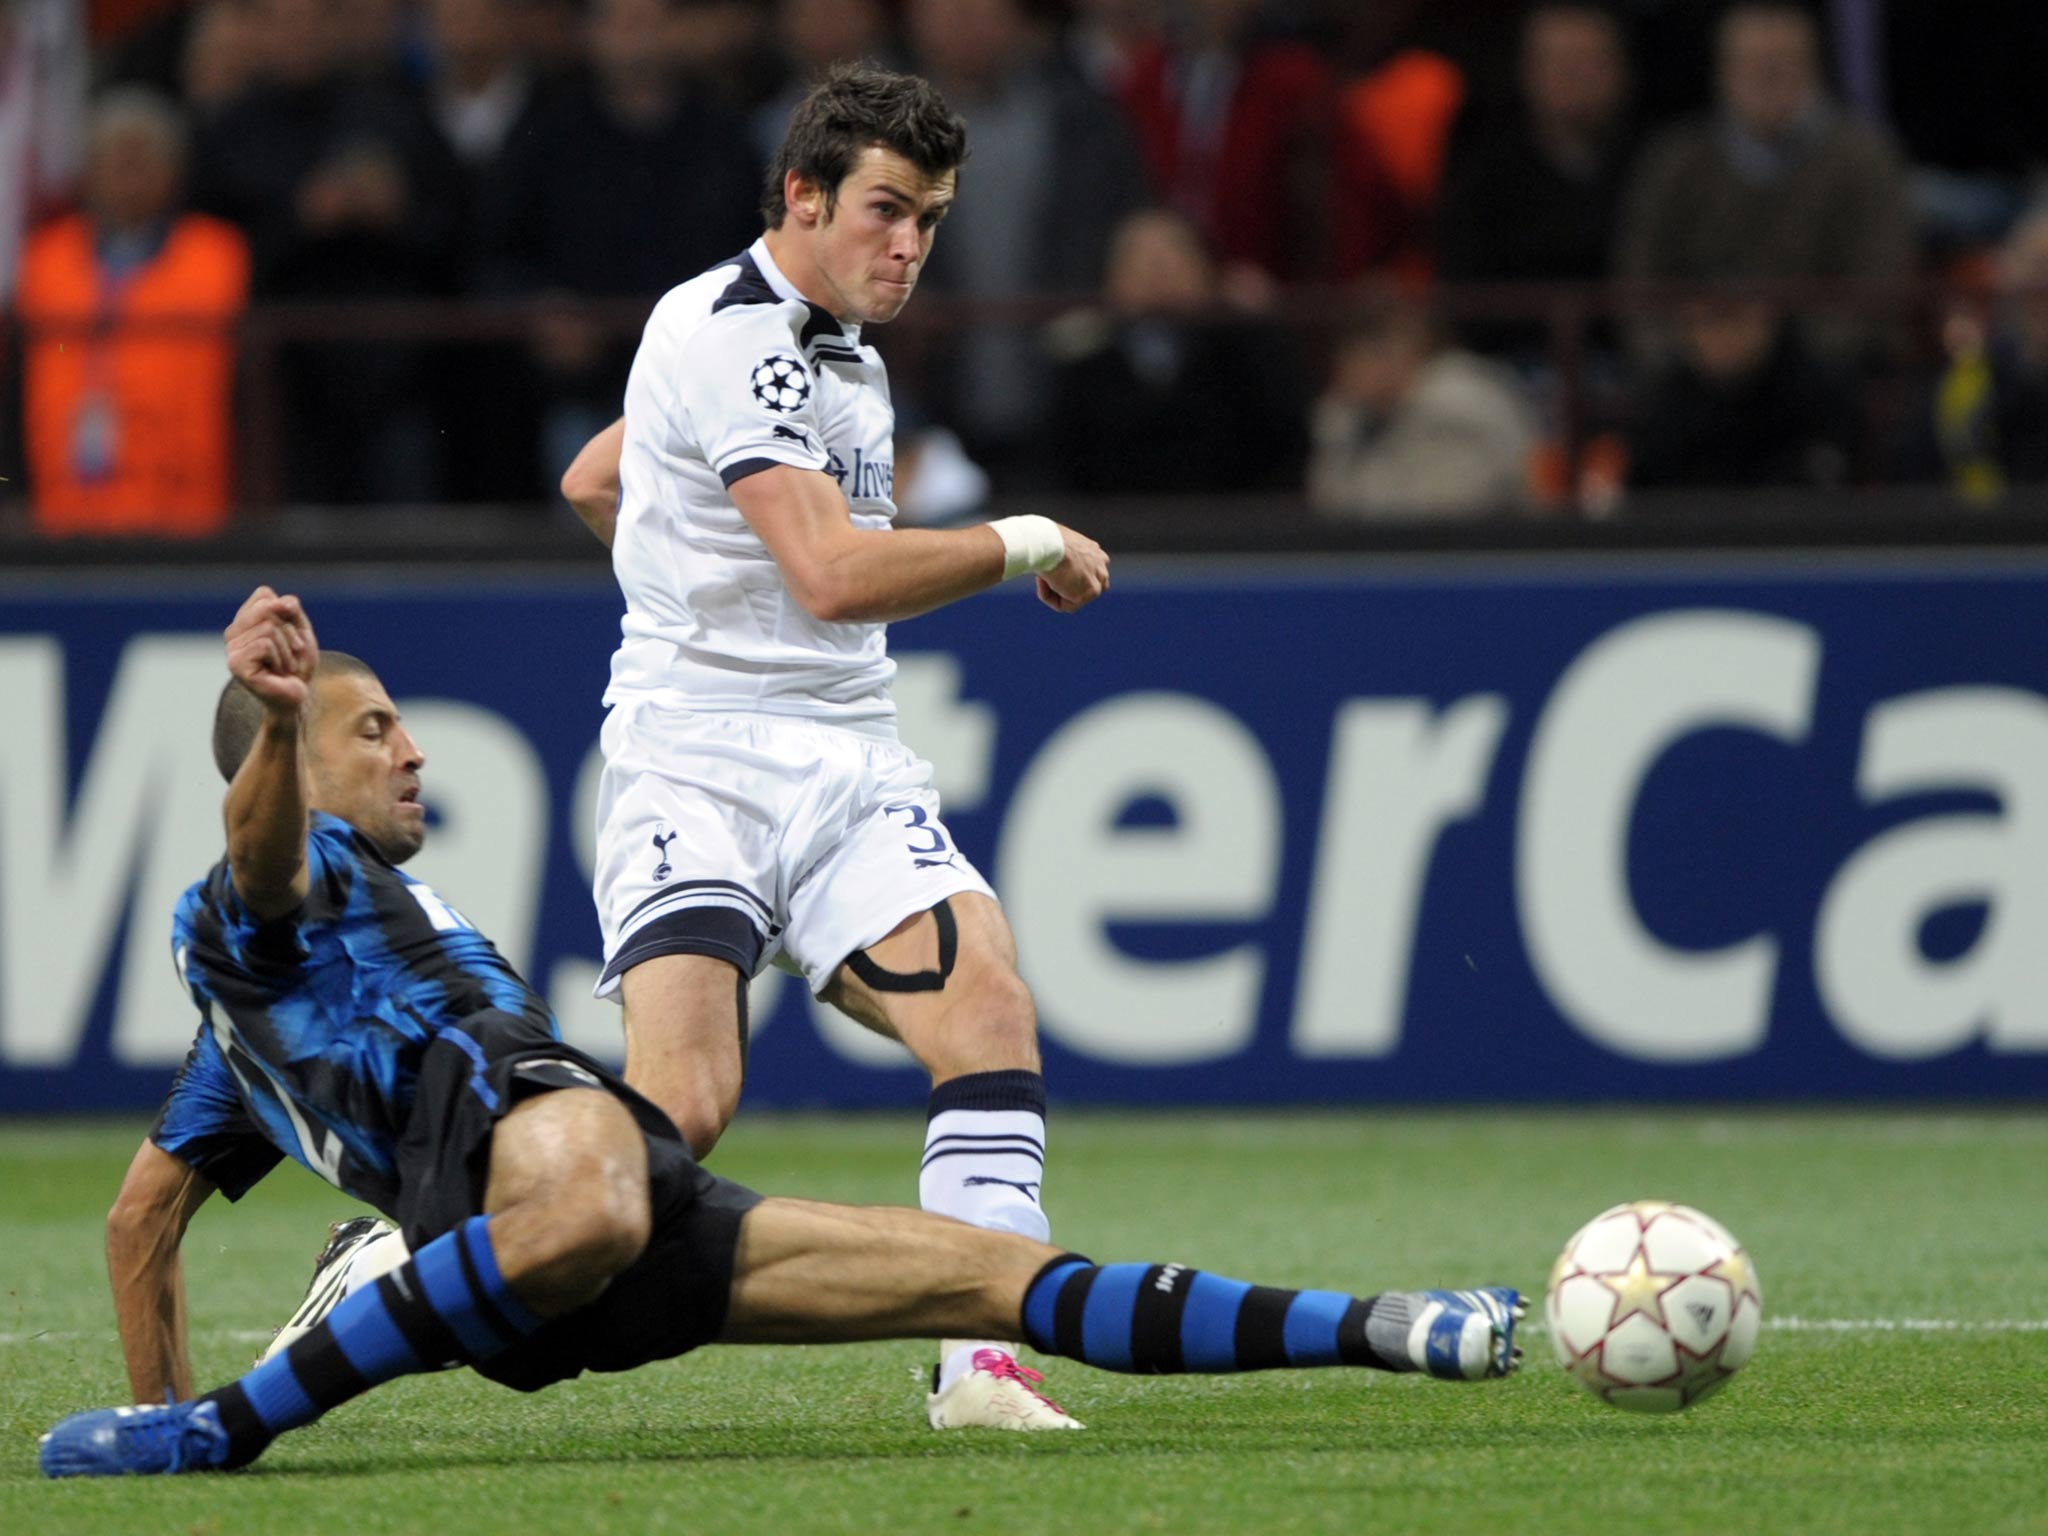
[18, 212, 249, 537]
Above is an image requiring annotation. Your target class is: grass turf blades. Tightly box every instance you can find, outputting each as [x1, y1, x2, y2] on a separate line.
[4, 1109, 2044, 1535]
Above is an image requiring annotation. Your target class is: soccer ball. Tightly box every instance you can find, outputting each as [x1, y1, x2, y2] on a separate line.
[1545, 1200, 1763, 1413]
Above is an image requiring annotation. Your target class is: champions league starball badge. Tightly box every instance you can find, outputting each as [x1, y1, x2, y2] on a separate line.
[750, 354, 812, 414]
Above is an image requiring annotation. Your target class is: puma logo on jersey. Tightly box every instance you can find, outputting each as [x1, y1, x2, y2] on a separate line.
[771, 424, 811, 447]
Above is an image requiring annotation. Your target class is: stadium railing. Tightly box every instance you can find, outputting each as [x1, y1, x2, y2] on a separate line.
[4, 276, 2047, 560]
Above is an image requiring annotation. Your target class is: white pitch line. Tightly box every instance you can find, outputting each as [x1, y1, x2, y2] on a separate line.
[0, 1328, 276, 1346]
[1519, 1317, 2048, 1338]
[1761, 1317, 2048, 1334]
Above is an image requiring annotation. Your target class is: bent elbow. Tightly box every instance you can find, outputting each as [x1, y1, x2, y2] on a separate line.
[788, 567, 868, 625]
[560, 469, 607, 523]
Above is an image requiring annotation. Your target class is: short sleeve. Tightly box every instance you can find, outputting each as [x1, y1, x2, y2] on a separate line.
[209, 821, 353, 970]
[149, 1027, 283, 1201]
[675, 307, 834, 489]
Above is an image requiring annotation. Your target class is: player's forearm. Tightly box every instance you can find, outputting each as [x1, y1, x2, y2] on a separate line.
[794, 523, 1007, 624]
[225, 710, 312, 916]
[109, 1230, 194, 1403]
[106, 1146, 210, 1402]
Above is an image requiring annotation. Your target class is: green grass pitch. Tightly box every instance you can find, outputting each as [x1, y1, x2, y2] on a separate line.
[3, 1110, 2044, 1535]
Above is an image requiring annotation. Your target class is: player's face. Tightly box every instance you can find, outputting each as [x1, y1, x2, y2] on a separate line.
[806, 148, 955, 324]
[308, 672, 429, 864]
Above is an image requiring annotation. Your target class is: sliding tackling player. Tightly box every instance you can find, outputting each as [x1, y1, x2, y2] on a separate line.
[40, 589, 1521, 1478]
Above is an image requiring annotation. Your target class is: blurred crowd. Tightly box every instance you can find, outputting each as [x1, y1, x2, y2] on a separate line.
[8, 0, 2048, 536]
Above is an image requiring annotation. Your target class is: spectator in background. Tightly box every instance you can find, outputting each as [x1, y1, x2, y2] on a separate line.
[1067, 0, 1161, 97]
[326, 0, 415, 82]
[1119, 0, 1360, 283]
[905, 0, 1147, 477]
[1307, 290, 1535, 519]
[426, 0, 542, 181]
[0, 0, 88, 301]
[484, 0, 761, 486]
[190, 0, 456, 282]
[1627, 297, 1856, 491]
[1047, 207, 1304, 494]
[670, 0, 781, 116]
[189, 0, 459, 503]
[1614, 1, 1913, 362]
[1931, 211, 2048, 500]
[18, 89, 249, 535]
[750, 0, 898, 167]
[179, 0, 267, 119]
[1437, 3, 1632, 334]
[422, 0, 549, 501]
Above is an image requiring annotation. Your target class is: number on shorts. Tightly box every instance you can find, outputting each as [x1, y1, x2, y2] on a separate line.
[885, 802, 949, 857]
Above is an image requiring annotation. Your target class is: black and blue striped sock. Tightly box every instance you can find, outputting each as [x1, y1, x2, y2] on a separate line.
[1020, 1254, 1418, 1374]
[201, 1217, 540, 1463]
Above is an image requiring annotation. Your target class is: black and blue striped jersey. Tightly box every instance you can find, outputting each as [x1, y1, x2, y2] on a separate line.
[151, 812, 557, 1214]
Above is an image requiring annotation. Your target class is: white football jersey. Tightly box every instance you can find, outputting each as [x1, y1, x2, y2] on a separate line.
[607, 238, 901, 732]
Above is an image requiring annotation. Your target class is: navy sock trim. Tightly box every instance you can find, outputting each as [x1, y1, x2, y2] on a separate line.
[1053, 1266, 1097, 1361]
[1130, 1265, 1190, 1374]
[1021, 1251, 1089, 1353]
[200, 1382, 269, 1467]
[926, 1069, 1046, 1119]
[287, 1325, 371, 1409]
[375, 1271, 462, 1367]
[1339, 1298, 1379, 1368]
[1233, 1286, 1296, 1371]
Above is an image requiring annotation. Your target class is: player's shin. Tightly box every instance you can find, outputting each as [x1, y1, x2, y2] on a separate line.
[919, 1069, 1048, 1392]
[202, 1216, 543, 1465]
[1018, 1256, 1525, 1382]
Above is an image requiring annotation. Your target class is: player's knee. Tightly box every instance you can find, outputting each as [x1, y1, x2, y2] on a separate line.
[547, 1151, 652, 1279]
[518, 1092, 654, 1278]
[666, 1079, 739, 1160]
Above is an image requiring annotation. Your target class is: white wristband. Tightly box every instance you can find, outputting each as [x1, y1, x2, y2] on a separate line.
[988, 515, 1066, 580]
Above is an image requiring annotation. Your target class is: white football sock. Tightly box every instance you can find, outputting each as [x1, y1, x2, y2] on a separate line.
[919, 1071, 1050, 1393]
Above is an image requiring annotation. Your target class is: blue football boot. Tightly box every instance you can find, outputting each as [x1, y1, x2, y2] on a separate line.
[40, 1399, 236, 1478]
[1410, 1287, 1526, 1380]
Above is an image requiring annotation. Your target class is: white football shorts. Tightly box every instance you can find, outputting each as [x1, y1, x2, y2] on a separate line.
[592, 699, 996, 998]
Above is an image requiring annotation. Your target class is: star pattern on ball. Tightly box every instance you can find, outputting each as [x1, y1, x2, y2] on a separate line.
[750, 353, 812, 414]
[1706, 1249, 1761, 1305]
[1595, 1247, 1684, 1329]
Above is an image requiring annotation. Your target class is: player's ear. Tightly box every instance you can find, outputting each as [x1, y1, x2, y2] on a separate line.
[786, 169, 826, 228]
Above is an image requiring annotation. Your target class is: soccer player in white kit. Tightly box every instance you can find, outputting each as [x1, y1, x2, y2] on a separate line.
[567, 64, 1108, 1428]
[261, 62, 1106, 1430]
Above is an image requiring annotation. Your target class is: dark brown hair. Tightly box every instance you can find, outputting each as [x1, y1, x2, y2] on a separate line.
[761, 62, 967, 229]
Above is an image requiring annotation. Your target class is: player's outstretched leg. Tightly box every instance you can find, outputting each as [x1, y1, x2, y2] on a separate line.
[1023, 1260, 1526, 1382]
[720, 1200, 1525, 1385]
[41, 1089, 649, 1478]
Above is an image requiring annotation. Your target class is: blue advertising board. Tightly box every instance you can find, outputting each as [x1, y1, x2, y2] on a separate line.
[3, 551, 2045, 1111]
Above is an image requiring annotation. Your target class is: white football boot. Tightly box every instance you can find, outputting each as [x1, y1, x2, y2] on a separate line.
[926, 1346, 1084, 1430]
[256, 1217, 411, 1365]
